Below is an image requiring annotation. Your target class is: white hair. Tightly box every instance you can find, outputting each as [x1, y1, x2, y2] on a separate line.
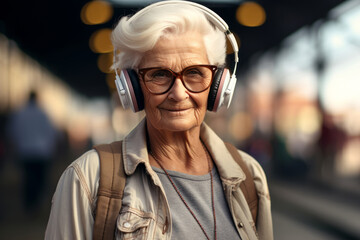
[111, 1, 226, 70]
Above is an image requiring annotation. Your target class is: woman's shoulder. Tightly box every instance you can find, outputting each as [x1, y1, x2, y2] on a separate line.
[68, 149, 100, 174]
[60, 150, 101, 203]
[236, 149, 271, 199]
[67, 149, 100, 183]
[237, 149, 267, 180]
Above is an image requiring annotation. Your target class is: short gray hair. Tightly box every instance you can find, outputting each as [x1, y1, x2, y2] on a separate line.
[112, 2, 226, 70]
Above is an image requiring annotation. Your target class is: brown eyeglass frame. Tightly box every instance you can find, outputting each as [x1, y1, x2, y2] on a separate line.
[138, 64, 218, 95]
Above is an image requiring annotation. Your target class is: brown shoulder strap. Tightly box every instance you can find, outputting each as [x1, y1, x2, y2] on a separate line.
[93, 141, 125, 240]
[225, 142, 258, 224]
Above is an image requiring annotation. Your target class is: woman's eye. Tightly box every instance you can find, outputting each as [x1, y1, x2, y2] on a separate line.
[185, 68, 203, 77]
[151, 70, 171, 78]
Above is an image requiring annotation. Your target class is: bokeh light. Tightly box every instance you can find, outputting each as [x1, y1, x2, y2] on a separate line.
[89, 28, 113, 53]
[228, 112, 254, 142]
[236, 2, 266, 27]
[81, 0, 113, 25]
[97, 52, 113, 73]
[337, 139, 360, 176]
[106, 72, 116, 91]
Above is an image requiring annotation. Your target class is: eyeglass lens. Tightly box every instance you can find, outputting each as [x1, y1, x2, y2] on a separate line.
[141, 65, 216, 94]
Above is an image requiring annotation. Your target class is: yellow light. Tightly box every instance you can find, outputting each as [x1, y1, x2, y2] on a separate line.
[81, 0, 113, 25]
[297, 105, 321, 135]
[236, 2, 266, 27]
[97, 52, 113, 73]
[228, 112, 254, 141]
[89, 28, 113, 53]
[106, 72, 116, 91]
[338, 139, 360, 176]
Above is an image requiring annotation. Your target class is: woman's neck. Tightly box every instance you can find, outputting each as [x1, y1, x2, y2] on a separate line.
[146, 121, 211, 175]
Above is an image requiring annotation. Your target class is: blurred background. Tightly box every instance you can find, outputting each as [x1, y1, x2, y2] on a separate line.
[1, 0, 359, 239]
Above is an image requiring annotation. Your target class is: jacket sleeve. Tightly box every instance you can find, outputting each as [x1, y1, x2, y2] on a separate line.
[45, 151, 99, 240]
[239, 150, 273, 240]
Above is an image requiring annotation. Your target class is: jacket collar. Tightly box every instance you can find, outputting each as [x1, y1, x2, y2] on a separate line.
[122, 118, 149, 175]
[122, 118, 245, 185]
[200, 123, 245, 185]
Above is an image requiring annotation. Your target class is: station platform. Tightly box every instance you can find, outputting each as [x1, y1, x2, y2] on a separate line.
[270, 178, 360, 240]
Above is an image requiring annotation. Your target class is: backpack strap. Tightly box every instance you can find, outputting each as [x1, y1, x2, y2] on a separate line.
[225, 142, 259, 225]
[93, 141, 125, 240]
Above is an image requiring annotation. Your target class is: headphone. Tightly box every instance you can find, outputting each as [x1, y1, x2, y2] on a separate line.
[114, 0, 239, 112]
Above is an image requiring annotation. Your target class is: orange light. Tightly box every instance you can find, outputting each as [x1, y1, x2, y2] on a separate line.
[236, 2, 266, 27]
[228, 112, 254, 141]
[106, 72, 116, 91]
[89, 28, 113, 53]
[81, 0, 113, 25]
[97, 52, 114, 73]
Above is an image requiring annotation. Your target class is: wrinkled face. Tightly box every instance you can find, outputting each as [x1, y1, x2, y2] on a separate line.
[138, 32, 210, 132]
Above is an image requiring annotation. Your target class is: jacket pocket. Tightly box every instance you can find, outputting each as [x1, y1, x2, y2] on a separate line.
[116, 207, 154, 240]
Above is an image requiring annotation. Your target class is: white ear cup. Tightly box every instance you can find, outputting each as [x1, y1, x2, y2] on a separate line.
[115, 70, 136, 112]
[212, 69, 236, 112]
[223, 74, 237, 109]
[115, 73, 129, 109]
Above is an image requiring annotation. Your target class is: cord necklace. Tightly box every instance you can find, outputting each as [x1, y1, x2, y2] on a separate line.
[150, 143, 216, 240]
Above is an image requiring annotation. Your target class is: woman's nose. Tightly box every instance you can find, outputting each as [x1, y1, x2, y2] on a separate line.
[167, 77, 189, 101]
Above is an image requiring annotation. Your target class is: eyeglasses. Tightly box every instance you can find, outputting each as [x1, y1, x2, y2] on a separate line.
[138, 64, 218, 95]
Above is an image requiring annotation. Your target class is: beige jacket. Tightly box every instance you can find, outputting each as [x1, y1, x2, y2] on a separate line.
[45, 119, 273, 240]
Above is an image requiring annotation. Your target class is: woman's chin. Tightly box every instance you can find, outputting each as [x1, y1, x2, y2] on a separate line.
[146, 108, 204, 132]
[156, 119, 199, 132]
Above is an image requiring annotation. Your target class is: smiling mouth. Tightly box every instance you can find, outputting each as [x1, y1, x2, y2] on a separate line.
[160, 107, 192, 113]
[167, 108, 189, 111]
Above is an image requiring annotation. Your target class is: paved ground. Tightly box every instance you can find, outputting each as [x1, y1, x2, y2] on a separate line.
[0, 158, 65, 239]
[273, 211, 342, 240]
[270, 178, 360, 240]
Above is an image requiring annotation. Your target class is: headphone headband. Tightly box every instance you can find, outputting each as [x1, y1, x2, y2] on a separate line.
[130, 0, 239, 66]
[132, 1, 229, 31]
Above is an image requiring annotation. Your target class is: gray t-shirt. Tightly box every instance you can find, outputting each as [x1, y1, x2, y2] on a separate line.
[153, 166, 241, 240]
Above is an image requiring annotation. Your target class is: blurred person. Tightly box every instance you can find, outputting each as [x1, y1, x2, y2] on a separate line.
[45, 1, 272, 239]
[7, 90, 58, 214]
[316, 113, 347, 181]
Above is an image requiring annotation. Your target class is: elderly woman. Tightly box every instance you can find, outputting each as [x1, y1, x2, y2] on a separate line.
[45, 1, 272, 239]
